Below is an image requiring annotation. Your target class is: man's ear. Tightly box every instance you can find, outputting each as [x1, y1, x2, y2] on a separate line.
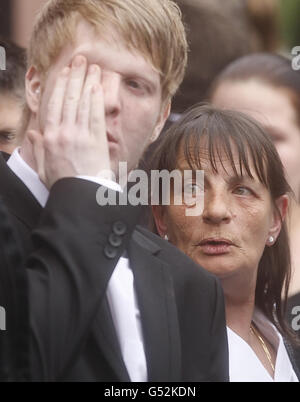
[25, 66, 41, 114]
[152, 205, 168, 237]
[150, 101, 171, 144]
[267, 195, 289, 245]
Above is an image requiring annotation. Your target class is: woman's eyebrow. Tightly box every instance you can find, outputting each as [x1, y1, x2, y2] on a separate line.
[226, 174, 258, 186]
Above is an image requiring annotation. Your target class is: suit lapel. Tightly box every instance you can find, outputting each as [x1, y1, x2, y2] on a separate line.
[128, 229, 181, 382]
[92, 297, 131, 381]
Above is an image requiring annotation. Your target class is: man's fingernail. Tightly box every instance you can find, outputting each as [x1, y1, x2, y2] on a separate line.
[89, 65, 99, 74]
[92, 84, 100, 93]
[73, 55, 85, 68]
[62, 67, 70, 76]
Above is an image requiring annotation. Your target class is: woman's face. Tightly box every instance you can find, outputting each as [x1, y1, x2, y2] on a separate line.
[153, 148, 287, 280]
[211, 79, 300, 198]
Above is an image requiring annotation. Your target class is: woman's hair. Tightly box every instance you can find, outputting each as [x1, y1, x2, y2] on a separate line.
[150, 103, 294, 341]
[209, 52, 300, 127]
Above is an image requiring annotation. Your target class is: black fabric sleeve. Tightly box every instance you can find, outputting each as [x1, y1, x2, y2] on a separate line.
[27, 178, 142, 381]
[208, 277, 229, 382]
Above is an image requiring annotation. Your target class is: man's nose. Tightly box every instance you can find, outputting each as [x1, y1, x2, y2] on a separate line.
[202, 190, 232, 224]
[102, 71, 121, 117]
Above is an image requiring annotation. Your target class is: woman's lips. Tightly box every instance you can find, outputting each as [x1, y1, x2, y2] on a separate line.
[198, 239, 234, 255]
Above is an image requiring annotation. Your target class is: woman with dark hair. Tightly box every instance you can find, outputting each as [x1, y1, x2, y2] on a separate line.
[151, 104, 299, 381]
[209, 53, 300, 356]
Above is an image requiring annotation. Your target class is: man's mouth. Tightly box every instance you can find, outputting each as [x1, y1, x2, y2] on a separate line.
[107, 132, 118, 144]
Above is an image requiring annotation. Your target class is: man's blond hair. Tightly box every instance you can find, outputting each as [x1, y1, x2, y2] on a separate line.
[28, 0, 187, 98]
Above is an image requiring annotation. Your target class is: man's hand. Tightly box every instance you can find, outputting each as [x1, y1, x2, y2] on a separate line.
[28, 55, 111, 189]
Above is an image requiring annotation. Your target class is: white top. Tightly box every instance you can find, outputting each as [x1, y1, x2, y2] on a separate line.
[227, 309, 299, 382]
[7, 148, 147, 382]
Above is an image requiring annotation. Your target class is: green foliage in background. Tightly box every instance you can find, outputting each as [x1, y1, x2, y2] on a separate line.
[279, 0, 300, 49]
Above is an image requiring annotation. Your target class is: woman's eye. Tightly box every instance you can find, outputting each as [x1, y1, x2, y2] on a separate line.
[233, 186, 252, 196]
[183, 183, 204, 197]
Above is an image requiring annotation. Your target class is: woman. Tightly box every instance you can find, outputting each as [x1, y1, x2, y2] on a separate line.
[209, 53, 300, 302]
[151, 104, 299, 381]
[209, 54, 300, 368]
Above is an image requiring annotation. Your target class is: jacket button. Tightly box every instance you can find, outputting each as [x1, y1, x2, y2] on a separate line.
[108, 233, 122, 247]
[113, 221, 127, 236]
[104, 245, 118, 259]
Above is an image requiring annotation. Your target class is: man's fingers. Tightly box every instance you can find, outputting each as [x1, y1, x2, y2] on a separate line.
[91, 84, 111, 174]
[46, 67, 70, 127]
[27, 130, 46, 185]
[77, 65, 101, 128]
[90, 84, 106, 139]
[62, 55, 87, 125]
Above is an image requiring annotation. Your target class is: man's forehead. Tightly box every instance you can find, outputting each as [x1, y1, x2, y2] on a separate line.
[55, 19, 160, 81]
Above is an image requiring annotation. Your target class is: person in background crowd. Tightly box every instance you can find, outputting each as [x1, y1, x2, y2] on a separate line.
[0, 38, 26, 154]
[151, 104, 300, 381]
[172, 0, 280, 115]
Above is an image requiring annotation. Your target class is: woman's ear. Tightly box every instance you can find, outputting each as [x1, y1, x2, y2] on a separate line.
[25, 66, 41, 114]
[152, 205, 168, 237]
[267, 195, 289, 245]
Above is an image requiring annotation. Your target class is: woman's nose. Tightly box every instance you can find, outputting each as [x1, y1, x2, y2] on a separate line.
[202, 191, 232, 224]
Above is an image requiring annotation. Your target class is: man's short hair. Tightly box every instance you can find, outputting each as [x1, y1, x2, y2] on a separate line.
[28, 0, 188, 103]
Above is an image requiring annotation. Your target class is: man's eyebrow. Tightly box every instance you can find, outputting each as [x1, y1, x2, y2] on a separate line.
[77, 51, 159, 88]
[264, 124, 284, 138]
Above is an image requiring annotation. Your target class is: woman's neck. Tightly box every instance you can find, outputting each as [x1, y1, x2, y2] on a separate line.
[224, 292, 255, 343]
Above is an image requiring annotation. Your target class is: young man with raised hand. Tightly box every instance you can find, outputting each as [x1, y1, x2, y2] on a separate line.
[0, 0, 228, 381]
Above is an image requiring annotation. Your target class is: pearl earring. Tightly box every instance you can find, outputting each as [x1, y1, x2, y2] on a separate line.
[269, 236, 274, 244]
[164, 234, 168, 241]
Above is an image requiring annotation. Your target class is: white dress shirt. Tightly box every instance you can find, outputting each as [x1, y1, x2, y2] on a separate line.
[7, 148, 148, 382]
[227, 308, 298, 382]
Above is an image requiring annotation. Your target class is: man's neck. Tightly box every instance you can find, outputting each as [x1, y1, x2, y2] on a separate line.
[19, 136, 38, 173]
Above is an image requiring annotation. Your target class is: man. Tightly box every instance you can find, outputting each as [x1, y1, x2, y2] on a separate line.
[0, 38, 26, 154]
[0, 0, 229, 381]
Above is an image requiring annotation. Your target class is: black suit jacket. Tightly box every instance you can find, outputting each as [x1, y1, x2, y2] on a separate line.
[0, 153, 229, 382]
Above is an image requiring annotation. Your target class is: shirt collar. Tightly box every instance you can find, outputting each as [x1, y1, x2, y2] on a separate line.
[7, 147, 49, 207]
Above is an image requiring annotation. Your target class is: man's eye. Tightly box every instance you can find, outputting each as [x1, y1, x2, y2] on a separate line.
[127, 80, 141, 89]
[270, 134, 284, 143]
[0, 131, 16, 143]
